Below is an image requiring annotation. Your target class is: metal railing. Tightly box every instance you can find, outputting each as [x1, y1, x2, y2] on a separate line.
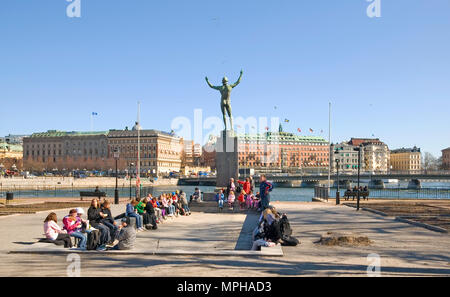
[314, 186, 329, 201]
[0, 185, 138, 199]
[328, 187, 450, 200]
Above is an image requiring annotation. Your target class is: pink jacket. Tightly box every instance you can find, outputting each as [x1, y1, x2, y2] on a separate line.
[44, 220, 66, 240]
[62, 216, 82, 234]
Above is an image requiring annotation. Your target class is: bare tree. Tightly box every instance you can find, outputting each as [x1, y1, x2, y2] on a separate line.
[422, 152, 437, 173]
[436, 156, 443, 170]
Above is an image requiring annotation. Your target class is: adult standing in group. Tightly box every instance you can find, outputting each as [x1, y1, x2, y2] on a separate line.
[237, 177, 251, 194]
[259, 174, 273, 211]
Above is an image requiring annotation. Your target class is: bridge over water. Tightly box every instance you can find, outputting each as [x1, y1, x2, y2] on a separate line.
[178, 173, 450, 188]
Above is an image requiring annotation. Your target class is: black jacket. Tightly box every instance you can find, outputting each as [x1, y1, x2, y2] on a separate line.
[144, 202, 155, 215]
[87, 206, 102, 227]
[101, 207, 115, 225]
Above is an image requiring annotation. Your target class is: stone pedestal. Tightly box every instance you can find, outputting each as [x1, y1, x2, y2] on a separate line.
[215, 130, 239, 188]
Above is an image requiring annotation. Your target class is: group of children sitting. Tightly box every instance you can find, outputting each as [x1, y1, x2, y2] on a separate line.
[216, 177, 261, 211]
[215, 188, 261, 211]
[42, 189, 193, 251]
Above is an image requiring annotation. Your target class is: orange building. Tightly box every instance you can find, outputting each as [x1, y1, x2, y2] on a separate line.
[202, 131, 329, 173]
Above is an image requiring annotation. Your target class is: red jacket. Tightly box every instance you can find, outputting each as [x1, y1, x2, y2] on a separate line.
[237, 180, 251, 194]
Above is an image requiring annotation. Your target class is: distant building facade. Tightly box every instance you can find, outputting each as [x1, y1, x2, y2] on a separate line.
[108, 129, 182, 175]
[390, 147, 422, 173]
[348, 138, 390, 173]
[4, 134, 28, 145]
[201, 139, 217, 171]
[202, 131, 329, 173]
[23, 129, 183, 175]
[442, 147, 450, 170]
[0, 141, 23, 172]
[23, 131, 110, 171]
[330, 142, 365, 173]
[331, 138, 389, 173]
[182, 140, 202, 164]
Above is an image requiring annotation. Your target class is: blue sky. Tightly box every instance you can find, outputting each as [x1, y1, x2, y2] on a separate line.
[0, 0, 449, 156]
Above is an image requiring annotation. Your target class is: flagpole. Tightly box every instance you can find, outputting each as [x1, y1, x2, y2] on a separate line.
[136, 101, 141, 199]
[90, 113, 93, 131]
[328, 102, 331, 195]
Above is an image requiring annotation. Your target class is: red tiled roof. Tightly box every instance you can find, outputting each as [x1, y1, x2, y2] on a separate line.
[348, 138, 382, 146]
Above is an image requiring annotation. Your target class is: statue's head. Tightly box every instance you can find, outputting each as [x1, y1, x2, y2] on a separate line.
[222, 76, 228, 85]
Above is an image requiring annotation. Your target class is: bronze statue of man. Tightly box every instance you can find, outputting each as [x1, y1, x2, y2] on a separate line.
[205, 70, 243, 131]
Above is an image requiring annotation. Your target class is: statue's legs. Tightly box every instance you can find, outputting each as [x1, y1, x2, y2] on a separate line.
[225, 102, 233, 130]
[221, 103, 228, 130]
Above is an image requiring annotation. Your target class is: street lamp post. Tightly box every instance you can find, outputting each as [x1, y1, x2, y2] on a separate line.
[129, 162, 134, 199]
[353, 144, 363, 211]
[335, 158, 340, 205]
[113, 149, 120, 205]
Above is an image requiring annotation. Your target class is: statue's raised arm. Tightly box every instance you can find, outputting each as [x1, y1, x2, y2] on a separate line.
[205, 76, 221, 90]
[231, 70, 243, 88]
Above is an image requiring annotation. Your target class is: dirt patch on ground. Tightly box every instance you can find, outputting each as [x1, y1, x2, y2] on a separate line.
[315, 232, 373, 247]
[0, 202, 91, 215]
[344, 200, 450, 232]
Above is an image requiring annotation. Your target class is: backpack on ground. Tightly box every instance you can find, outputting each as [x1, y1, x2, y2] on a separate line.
[279, 214, 292, 237]
[281, 235, 300, 246]
[279, 214, 300, 246]
[86, 229, 100, 250]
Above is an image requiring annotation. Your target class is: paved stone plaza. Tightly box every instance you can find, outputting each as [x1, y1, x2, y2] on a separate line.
[0, 201, 449, 276]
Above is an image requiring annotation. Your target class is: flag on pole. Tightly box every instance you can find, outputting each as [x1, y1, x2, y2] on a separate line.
[265, 126, 269, 131]
[309, 128, 314, 133]
[297, 128, 302, 133]
[92, 112, 98, 116]
[284, 118, 290, 123]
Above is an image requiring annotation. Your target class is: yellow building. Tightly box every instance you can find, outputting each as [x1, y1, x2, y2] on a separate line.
[390, 147, 422, 173]
[108, 129, 182, 176]
[0, 142, 23, 172]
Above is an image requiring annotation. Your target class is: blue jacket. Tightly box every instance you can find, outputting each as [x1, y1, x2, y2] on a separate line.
[215, 193, 224, 202]
[126, 203, 135, 215]
[259, 181, 273, 199]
